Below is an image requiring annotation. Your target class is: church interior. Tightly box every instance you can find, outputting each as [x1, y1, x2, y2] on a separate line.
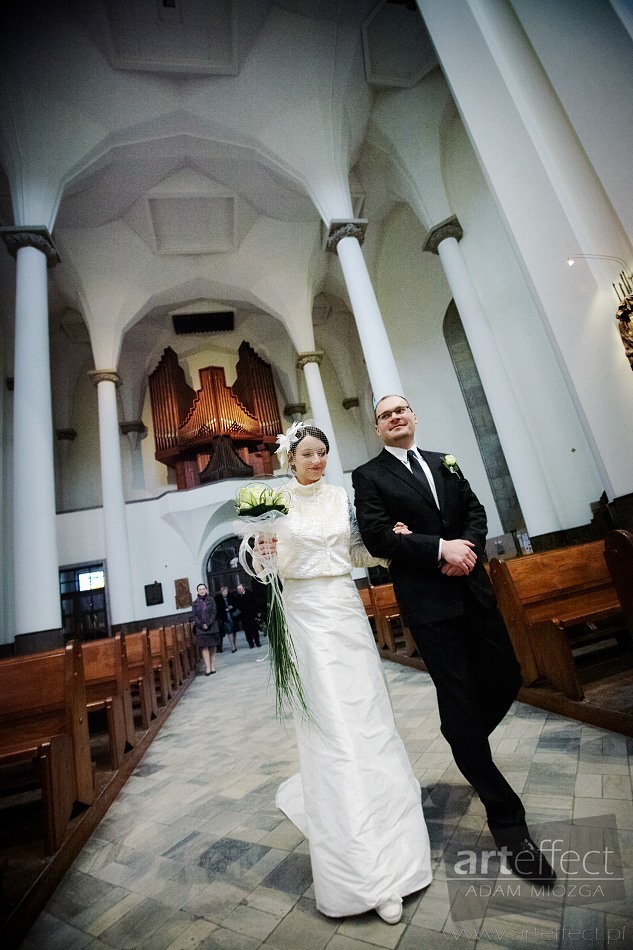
[1, 1, 633, 947]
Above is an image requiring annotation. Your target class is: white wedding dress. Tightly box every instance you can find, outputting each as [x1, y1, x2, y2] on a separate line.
[274, 477, 432, 918]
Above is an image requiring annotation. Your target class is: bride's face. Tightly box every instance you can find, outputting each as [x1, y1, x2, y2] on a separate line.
[290, 435, 328, 485]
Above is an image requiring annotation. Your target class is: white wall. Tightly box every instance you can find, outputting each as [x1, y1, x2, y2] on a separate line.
[511, 0, 633, 243]
[56, 479, 255, 626]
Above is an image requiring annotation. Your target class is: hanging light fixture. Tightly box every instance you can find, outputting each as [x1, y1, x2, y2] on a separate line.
[565, 253, 633, 302]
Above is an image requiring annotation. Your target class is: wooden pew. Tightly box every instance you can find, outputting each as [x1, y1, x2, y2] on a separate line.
[82, 634, 135, 769]
[358, 587, 377, 642]
[490, 541, 626, 700]
[0, 641, 94, 854]
[125, 630, 159, 726]
[604, 529, 633, 636]
[183, 621, 198, 671]
[163, 625, 184, 689]
[149, 627, 172, 704]
[175, 622, 191, 678]
[368, 584, 418, 657]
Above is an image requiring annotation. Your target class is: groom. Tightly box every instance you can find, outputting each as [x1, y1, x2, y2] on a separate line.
[352, 394, 555, 883]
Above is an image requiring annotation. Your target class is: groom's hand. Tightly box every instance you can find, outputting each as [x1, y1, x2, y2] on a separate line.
[440, 539, 476, 576]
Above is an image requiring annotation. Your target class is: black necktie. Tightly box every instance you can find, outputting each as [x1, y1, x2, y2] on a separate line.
[407, 450, 438, 507]
[407, 450, 426, 483]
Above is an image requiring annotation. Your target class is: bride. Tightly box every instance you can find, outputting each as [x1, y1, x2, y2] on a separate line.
[260, 421, 432, 924]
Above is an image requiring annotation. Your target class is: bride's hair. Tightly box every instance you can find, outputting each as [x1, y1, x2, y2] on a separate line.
[288, 422, 330, 455]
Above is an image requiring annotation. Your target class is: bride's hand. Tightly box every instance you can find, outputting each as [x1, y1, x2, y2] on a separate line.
[256, 536, 277, 557]
[392, 522, 412, 535]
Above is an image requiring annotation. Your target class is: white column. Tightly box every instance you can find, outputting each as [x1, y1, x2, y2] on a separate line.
[327, 222, 403, 401]
[298, 353, 345, 487]
[89, 371, 135, 626]
[428, 224, 559, 535]
[8, 233, 61, 634]
[418, 0, 633, 499]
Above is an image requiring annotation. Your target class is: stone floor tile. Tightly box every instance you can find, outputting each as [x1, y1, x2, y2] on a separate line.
[336, 912, 406, 947]
[220, 904, 280, 941]
[23, 912, 93, 949]
[181, 879, 253, 924]
[241, 885, 299, 918]
[326, 935, 389, 950]
[575, 773, 603, 798]
[262, 897, 339, 950]
[399, 923, 477, 949]
[260, 851, 313, 895]
[603, 913, 633, 949]
[578, 757, 631, 776]
[92, 896, 177, 948]
[134, 910, 216, 949]
[197, 927, 261, 949]
[410, 893, 451, 932]
[602, 774, 633, 801]
[573, 798, 633, 831]
[161, 917, 219, 950]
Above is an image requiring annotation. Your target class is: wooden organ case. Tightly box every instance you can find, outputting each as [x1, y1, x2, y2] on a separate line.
[148, 342, 281, 489]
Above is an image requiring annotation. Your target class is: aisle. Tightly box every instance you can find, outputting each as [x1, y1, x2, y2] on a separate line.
[21, 636, 633, 950]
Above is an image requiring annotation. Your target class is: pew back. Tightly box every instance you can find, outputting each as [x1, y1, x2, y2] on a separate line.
[82, 634, 135, 767]
[604, 529, 633, 636]
[490, 540, 624, 699]
[125, 630, 158, 725]
[0, 641, 94, 851]
[368, 584, 417, 657]
[149, 627, 172, 702]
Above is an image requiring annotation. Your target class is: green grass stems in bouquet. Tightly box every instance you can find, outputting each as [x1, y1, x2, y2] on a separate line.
[235, 483, 310, 720]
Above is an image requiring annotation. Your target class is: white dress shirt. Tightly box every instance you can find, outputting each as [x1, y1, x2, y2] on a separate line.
[385, 444, 443, 560]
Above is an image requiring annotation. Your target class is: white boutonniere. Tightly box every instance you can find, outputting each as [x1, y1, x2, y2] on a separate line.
[442, 454, 460, 475]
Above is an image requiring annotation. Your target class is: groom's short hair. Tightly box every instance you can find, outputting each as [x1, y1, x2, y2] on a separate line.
[374, 394, 410, 422]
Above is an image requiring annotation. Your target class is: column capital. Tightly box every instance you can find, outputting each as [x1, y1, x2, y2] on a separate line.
[326, 219, 368, 253]
[119, 420, 146, 436]
[422, 215, 463, 255]
[56, 428, 77, 442]
[342, 397, 360, 411]
[0, 226, 61, 267]
[88, 369, 121, 387]
[283, 402, 307, 420]
[297, 351, 324, 369]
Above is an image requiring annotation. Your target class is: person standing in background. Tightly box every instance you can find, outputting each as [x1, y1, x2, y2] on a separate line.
[191, 583, 220, 676]
[215, 585, 238, 653]
[231, 582, 261, 648]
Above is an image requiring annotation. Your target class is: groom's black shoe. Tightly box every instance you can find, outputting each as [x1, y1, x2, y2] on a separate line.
[497, 835, 556, 884]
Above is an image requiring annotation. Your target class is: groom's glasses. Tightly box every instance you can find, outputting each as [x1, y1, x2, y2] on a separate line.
[376, 404, 411, 423]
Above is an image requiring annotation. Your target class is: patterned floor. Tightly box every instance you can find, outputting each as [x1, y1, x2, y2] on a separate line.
[21, 634, 633, 950]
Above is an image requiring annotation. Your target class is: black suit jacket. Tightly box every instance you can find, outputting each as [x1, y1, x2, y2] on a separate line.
[352, 448, 495, 624]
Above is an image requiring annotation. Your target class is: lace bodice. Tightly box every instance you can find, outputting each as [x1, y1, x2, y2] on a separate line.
[276, 477, 386, 580]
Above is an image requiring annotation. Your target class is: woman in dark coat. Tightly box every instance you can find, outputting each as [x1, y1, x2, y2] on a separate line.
[191, 583, 221, 675]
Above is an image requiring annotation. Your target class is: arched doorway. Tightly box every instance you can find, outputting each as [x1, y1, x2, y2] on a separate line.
[204, 536, 244, 595]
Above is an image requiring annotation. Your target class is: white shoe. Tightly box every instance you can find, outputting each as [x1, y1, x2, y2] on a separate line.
[376, 897, 402, 924]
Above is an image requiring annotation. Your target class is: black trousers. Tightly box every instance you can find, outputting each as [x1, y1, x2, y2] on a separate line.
[408, 587, 526, 838]
[242, 619, 260, 648]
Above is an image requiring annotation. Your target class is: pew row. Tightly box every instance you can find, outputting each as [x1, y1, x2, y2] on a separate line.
[81, 634, 136, 769]
[490, 540, 628, 700]
[163, 625, 184, 690]
[362, 584, 418, 657]
[0, 641, 94, 854]
[148, 627, 173, 704]
[604, 529, 633, 637]
[125, 630, 159, 726]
